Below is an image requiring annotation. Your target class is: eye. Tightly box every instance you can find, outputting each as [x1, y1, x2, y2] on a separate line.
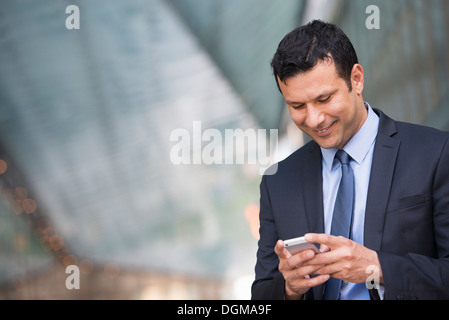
[318, 96, 331, 104]
[290, 104, 305, 110]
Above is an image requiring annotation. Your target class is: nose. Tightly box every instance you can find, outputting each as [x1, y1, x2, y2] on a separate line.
[304, 104, 325, 129]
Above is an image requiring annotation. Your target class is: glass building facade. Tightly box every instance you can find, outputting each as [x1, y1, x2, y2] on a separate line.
[334, 0, 449, 130]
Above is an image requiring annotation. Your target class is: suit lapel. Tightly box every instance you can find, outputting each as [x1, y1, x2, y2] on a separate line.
[300, 142, 325, 234]
[299, 141, 325, 300]
[364, 109, 400, 251]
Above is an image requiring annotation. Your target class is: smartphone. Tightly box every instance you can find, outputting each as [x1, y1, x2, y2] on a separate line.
[283, 236, 320, 255]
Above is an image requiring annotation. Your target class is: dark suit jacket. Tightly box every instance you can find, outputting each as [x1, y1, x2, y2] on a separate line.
[252, 109, 449, 300]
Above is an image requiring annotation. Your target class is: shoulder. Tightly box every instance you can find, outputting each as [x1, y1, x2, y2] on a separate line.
[395, 121, 449, 139]
[261, 140, 319, 181]
[280, 140, 318, 167]
[376, 108, 449, 145]
[393, 121, 449, 154]
[374, 109, 449, 167]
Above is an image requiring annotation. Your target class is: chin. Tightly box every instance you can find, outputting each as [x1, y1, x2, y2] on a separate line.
[316, 141, 336, 150]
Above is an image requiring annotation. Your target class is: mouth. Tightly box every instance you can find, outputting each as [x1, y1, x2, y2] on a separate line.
[314, 122, 335, 137]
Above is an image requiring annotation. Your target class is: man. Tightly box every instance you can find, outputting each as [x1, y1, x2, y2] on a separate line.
[252, 20, 449, 300]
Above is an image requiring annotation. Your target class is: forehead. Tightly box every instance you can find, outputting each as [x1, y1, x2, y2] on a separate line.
[279, 60, 344, 101]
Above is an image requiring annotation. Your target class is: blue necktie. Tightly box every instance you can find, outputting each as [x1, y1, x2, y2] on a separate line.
[323, 149, 354, 300]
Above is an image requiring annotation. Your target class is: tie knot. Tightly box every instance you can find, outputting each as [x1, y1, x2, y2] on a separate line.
[335, 149, 351, 165]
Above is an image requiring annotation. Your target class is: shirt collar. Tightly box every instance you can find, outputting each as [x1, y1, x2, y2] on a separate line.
[321, 102, 380, 170]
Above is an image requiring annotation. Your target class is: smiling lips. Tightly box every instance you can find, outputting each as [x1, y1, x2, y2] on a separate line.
[314, 121, 335, 137]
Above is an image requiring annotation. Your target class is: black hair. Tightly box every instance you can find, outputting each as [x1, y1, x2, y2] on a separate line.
[271, 20, 358, 92]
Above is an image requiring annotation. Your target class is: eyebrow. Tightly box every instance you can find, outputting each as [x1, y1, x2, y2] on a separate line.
[286, 88, 339, 106]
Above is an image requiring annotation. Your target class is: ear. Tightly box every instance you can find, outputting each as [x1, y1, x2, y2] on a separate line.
[351, 64, 364, 95]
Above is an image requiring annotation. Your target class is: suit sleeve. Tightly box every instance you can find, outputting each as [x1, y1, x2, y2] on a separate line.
[251, 175, 286, 300]
[378, 136, 449, 300]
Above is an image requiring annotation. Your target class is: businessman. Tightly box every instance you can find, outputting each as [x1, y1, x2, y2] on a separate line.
[252, 20, 449, 300]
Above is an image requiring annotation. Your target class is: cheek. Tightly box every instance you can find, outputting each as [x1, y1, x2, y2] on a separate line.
[289, 110, 307, 127]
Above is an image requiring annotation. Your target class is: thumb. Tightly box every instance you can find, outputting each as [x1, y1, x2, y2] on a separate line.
[275, 240, 292, 259]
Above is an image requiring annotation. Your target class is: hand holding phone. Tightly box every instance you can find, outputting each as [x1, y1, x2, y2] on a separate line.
[283, 236, 320, 255]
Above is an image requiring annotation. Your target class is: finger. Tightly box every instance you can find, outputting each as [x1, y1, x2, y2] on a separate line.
[312, 260, 347, 279]
[305, 233, 346, 249]
[285, 273, 330, 296]
[286, 273, 330, 289]
[296, 262, 326, 278]
[285, 249, 317, 269]
[274, 240, 291, 259]
[305, 249, 341, 266]
[302, 274, 330, 288]
[319, 244, 330, 253]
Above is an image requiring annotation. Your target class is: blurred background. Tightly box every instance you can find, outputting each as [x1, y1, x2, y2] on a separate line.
[0, 0, 448, 299]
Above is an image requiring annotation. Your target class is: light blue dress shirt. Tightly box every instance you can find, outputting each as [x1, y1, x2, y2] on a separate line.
[320, 103, 379, 300]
